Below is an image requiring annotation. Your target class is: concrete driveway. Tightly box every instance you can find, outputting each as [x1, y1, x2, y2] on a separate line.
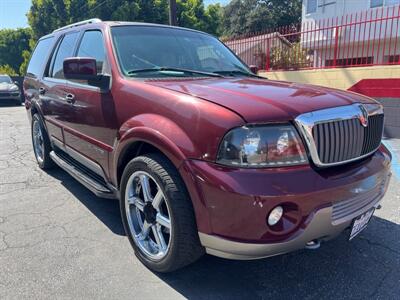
[0, 105, 399, 299]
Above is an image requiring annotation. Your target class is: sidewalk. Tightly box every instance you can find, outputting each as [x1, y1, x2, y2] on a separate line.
[383, 138, 400, 181]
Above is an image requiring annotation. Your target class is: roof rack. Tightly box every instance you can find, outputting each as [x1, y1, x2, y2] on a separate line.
[53, 18, 102, 33]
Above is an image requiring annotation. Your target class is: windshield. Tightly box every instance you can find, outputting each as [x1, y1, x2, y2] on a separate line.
[111, 25, 250, 77]
[0, 75, 12, 84]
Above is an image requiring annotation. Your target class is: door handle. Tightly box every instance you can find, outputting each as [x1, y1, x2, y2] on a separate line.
[66, 93, 75, 104]
[38, 87, 46, 95]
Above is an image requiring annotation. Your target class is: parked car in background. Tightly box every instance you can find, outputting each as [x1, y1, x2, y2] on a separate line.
[24, 19, 392, 273]
[0, 74, 21, 105]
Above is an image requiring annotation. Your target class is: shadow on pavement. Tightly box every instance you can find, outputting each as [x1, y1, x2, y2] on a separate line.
[45, 167, 399, 299]
[158, 216, 399, 299]
[46, 168, 125, 236]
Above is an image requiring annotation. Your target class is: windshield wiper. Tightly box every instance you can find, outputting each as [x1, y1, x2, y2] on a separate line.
[213, 70, 262, 78]
[127, 67, 224, 78]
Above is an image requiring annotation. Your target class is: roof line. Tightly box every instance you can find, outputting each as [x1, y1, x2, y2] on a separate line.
[53, 18, 102, 33]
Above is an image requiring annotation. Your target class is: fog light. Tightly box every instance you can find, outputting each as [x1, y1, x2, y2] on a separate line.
[268, 206, 283, 226]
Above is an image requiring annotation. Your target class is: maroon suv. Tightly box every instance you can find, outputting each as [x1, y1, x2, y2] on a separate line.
[24, 19, 392, 272]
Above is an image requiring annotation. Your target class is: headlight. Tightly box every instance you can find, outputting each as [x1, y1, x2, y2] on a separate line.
[217, 124, 308, 168]
[10, 86, 19, 91]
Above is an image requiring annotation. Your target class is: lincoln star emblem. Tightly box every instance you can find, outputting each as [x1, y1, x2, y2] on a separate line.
[358, 104, 369, 127]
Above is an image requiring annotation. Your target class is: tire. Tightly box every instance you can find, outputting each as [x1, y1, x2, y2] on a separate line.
[31, 113, 54, 169]
[120, 153, 204, 273]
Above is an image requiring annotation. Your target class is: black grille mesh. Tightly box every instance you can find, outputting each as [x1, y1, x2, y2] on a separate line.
[313, 114, 384, 164]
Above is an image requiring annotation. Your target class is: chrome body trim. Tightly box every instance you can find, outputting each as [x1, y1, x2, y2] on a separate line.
[294, 103, 384, 167]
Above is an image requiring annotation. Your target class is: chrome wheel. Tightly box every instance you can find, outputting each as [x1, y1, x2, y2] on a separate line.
[32, 119, 44, 163]
[125, 171, 172, 261]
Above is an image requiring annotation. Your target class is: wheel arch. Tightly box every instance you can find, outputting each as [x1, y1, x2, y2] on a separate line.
[112, 113, 199, 187]
[30, 101, 51, 137]
[113, 127, 188, 188]
[30, 99, 43, 117]
[113, 116, 211, 235]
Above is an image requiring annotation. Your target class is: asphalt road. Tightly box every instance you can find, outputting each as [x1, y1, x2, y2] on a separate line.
[0, 104, 399, 299]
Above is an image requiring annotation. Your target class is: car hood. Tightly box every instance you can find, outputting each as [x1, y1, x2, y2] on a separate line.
[0, 83, 17, 91]
[146, 77, 377, 123]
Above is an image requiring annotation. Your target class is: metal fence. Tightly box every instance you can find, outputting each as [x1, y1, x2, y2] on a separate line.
[224, 5, 400, 71]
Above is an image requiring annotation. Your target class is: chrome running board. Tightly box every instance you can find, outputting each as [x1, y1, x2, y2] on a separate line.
[50, 151, 117, 199]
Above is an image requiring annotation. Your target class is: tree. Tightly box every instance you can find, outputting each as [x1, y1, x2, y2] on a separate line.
[270, 42, 311, 70]
[19, 50, 32, 75]
[221, 0, 302, 37]
[204, 4, 223, 36]
[0, 65, 18, 76]
[27, 0, 69, 40]
[27, 0, 222, 39]
[0, 28, 32, 75]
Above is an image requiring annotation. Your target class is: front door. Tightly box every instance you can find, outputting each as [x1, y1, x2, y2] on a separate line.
[41, 31, 80, 146]
[63, 30, 117, 177]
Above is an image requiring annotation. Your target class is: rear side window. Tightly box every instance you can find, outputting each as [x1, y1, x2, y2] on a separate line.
[77, 30, 106, 74]
[26, 37, 54, 78]
[50, 32, 79, 79]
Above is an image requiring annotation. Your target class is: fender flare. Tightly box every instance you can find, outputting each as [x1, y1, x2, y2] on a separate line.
[112, 124, 191, 186]
[29, 100, 50, 133]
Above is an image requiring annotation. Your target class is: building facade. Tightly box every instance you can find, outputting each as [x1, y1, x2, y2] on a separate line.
[302, 0, 400, 68]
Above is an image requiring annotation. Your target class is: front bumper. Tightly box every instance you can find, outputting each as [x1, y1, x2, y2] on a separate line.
[199, 193, 388, 259]
[0, 92, 20, 100]
[180, 146, 391, 260]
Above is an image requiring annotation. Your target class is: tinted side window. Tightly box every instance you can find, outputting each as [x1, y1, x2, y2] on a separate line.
[77, 31, 106, 74]
[26, 37, 55, 78]
[51, 32, 79, 79]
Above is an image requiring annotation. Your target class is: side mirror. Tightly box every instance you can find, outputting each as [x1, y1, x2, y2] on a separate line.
[14, 81, 19, 86]
[63, 57, 110, 90]
[249, 65, 258, 74]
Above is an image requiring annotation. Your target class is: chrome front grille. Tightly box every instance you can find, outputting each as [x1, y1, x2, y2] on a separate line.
[312, 114, 384, 164]
[295, 103, 384, 167]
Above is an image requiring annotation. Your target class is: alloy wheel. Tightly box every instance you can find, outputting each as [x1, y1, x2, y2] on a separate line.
[32, 119, 44, 163]
[124, 171, 172, 261]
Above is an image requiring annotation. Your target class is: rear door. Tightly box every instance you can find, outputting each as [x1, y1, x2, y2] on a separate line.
[63, 29, 116, 175]
[24, 36, 55, 120]
[41, 31, 80, 145]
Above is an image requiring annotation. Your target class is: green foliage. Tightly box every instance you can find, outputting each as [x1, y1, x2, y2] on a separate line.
[91, 0, 169, 24]
[176, 1, 223, 35]
[0, 0, 301, 74]
[222, 0, 302, 37]
[270, 42, 311, 70]
[19, 50, 32, 75]
[26, 0, 301, 39]
[205, 4, 223, 36]
[0, 65, 18, 76]
[27, 0, 222, 37]
[0, 28, 32, 75]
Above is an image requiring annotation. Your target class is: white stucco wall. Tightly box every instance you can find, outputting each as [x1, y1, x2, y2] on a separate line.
[302, 0, 399, 23]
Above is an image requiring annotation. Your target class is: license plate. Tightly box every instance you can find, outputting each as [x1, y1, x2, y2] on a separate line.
[349, 208, 375, 240]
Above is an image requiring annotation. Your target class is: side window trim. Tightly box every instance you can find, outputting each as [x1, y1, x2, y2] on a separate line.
[67, 29, 111, 90]
[75, 29, 109, 73]
[46, 35, 64, 78]
[26, 36, 55, 79]
[48, 30, 80, 79]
